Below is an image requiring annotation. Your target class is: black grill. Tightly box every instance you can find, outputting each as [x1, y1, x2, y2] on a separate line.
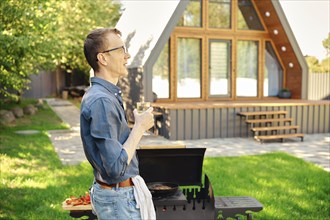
[137, 148, 263, 220]
[65, 148, 263, 220]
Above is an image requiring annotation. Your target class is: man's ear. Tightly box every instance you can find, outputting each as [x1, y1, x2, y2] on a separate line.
[97, 53, 108, 66]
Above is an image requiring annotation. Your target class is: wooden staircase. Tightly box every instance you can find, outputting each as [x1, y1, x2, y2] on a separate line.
[237, 111, 304, 143]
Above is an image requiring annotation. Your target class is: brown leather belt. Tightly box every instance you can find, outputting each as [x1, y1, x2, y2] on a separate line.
[96, 178, 134, 189]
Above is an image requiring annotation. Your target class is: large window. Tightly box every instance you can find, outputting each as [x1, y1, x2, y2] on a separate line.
[177, 38, 201, 98]
[152, 41, 170, 99]
[209, 40, 231, 97]
[177, 0, 201, 27]
[237, 0, 264, 30]
[264, 41, 283, 97]
[208, 0, 231, 29]
[151, 0, 285, 102]
[236, 40, 258, 97]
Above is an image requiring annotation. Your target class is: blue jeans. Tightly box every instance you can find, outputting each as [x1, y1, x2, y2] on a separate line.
[91, 182, 141, 220]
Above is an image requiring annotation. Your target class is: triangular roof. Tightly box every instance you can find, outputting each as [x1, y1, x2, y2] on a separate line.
[116, 0, 308, 99]
[116, 0, 189, 68]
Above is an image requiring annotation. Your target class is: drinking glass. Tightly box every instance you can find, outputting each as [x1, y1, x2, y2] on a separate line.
[136, 102, 152, 135]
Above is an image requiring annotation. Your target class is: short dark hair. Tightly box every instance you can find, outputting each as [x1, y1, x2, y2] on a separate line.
[83, 28, 122, 72]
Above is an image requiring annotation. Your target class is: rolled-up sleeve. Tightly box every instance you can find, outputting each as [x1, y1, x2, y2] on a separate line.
[89, 98, 128, 179]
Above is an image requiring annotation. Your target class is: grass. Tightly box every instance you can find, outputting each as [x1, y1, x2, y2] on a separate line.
[0, 99, 329, 219]
[0, 99, 92, 220]
[204, 154, 330, 219]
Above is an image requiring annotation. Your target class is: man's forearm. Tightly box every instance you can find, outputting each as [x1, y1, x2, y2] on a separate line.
[122, 124, 144, 164]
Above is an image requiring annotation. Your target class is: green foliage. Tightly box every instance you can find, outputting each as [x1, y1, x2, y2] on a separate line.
[306, 56, 330, 73]
[322, 33, 329, 57]
[0, 0, 121, 101]
[280, 88, 290, 92]
[306, 33, 330, 73]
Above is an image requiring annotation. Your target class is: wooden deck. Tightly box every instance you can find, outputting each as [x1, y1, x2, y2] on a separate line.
[151, 99, 330, 141]
[152, 99, 330, 109]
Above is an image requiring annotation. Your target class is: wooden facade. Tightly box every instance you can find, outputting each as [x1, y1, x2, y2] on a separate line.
[147, 0, 308, 103]
[153, 100, 330, 140]
[115, 1, 320, 141]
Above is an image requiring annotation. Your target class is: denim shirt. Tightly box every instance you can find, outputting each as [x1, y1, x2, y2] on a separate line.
[80, 77, 139, 184]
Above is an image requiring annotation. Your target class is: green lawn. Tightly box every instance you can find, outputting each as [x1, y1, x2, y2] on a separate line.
[0, 99, 329, 220]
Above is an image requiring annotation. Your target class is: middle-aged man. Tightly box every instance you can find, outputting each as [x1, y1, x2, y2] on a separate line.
[81, 28, 156, 220]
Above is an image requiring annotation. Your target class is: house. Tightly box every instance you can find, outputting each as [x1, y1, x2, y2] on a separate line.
[115, 0, 329, 140]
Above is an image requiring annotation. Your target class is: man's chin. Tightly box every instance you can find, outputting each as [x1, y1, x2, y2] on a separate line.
[120, 70, 129, 77]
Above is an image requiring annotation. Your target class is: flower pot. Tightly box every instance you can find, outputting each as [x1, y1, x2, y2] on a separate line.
[278, 91, 291, 99]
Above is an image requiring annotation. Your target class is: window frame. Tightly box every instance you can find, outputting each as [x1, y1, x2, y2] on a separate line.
[152, 0, 286, 102]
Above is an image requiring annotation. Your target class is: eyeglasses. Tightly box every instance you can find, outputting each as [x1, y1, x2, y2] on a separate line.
[100, 45, 128, 54]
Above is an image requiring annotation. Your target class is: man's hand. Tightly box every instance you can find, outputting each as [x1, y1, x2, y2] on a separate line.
[133, 107, 154, 133]
[123, 107, 155, 164]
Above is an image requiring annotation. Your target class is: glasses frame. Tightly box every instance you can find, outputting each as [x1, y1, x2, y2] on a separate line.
[97, 46, 128, 61]
[100, 45, 128, 54]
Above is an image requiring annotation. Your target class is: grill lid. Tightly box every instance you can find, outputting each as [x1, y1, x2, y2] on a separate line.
[137, 148, 206, 186]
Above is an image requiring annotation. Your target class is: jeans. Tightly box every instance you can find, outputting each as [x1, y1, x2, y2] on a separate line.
[91, 182, 141, 220]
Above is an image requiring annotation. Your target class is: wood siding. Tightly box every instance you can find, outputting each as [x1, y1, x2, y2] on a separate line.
[22, 71, 59, 99]
[155, 101, 330, 140]
[308, 73, 330, 100]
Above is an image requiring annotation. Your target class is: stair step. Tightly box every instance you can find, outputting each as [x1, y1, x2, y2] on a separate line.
[251, 125, 299, 132]
[237, 110, 287, 117]
[255, 133, 304, 142]
[246, 118, 293, 124]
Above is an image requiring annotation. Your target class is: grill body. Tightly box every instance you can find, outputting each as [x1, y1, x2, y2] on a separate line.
[137, 148, 218, 219]
[65, 148, 263, 220]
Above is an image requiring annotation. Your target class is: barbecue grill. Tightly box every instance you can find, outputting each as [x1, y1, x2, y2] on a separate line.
[137, 148, 263, 220]
[63, 148, 263, 219]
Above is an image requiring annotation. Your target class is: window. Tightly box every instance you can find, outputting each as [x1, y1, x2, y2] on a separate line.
[236, 40, 258, 97]
[209, 40, 231, 97]
[162, 0, 286, 102]
[264, 41, 283, 97]
[177, 0, 201, 27]
[177, 38, 201, 98]
[208, 0, 231, 29]
[152, 41, 170, 99]
[237, 0, 264, 30]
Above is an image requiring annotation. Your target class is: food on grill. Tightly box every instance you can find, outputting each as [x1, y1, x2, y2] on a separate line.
[147, 182, 179, 198]
[149, 184, 172, 190]
[65, 192, 90, 206]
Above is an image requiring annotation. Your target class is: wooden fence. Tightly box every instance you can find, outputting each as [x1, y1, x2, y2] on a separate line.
[308, 73, 330, 100]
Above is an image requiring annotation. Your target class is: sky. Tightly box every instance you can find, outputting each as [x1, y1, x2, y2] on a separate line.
[279, 0, 330, 61]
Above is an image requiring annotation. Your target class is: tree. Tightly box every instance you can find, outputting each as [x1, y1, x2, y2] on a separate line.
[322, 33, 330, 57]
[306, 34, 330, 73]
[306, 56, 320, 73]
[0, 0, 120, 101]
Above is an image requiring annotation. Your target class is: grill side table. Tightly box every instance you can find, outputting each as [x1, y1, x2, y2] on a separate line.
[214, 196, 263, 220]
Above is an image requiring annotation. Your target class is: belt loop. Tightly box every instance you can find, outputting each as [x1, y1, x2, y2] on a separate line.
[116, 183, 119, 189]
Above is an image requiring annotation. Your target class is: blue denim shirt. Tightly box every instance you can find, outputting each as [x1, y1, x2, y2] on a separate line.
[80, 77, 139, 184]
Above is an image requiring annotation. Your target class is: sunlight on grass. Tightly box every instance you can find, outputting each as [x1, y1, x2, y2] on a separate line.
[204, 153, 330, 219]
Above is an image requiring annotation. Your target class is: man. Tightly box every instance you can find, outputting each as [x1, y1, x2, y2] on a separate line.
[81, 28, 155, 220]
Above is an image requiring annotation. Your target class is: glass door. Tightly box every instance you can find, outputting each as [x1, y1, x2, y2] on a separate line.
[209, 40, 231, 97]
[236, 40, 259, 97]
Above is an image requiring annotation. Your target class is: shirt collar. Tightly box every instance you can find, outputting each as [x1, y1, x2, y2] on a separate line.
[90, 77, 122, 96]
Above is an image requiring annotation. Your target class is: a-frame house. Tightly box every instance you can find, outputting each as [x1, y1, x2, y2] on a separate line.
[116, 0, 329, 140]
